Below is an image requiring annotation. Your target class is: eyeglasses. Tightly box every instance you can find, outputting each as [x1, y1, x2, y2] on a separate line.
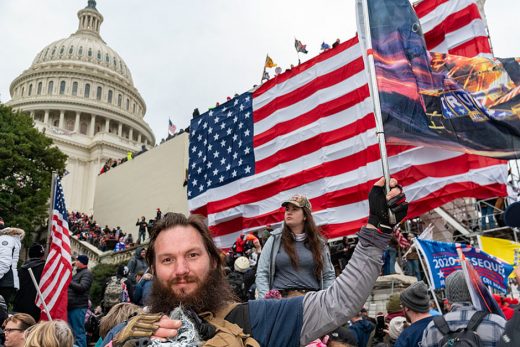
[4, 328, 24, 334]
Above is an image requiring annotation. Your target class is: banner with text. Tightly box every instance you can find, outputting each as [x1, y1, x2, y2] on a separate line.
[416, 239, 514, 293]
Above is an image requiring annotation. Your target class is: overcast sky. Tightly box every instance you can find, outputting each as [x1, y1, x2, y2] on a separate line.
[1, 0, 518, 142]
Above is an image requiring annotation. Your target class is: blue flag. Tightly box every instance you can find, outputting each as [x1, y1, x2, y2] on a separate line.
[357, 0, 520, 159]
[416, 239, 514, 293]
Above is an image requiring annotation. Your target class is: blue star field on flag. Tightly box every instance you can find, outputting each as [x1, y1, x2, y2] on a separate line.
[188, 92, 254, 198]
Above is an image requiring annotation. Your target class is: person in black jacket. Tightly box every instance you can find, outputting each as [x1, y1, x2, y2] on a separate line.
[13, 244, 45, 321]
[67, 255, 93, 347]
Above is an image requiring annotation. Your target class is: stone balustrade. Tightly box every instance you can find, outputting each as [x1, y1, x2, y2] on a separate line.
[69, 235, 148, 267]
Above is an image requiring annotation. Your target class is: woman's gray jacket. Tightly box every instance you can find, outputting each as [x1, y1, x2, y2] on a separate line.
[255, 227, 336, 298]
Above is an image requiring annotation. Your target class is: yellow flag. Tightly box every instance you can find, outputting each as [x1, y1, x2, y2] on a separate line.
[479, 236, 520, 276]
[265, 55, 277, 68]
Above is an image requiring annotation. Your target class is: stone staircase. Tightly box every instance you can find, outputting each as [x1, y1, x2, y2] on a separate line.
[69, 236, 148, 267]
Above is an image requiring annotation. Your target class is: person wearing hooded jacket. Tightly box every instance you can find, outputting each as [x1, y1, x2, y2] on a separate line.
[126, 247, 148, 283]
[255, 194, 335, 299]
[13, 244, 46, 321]
[0, 227, 24, 306]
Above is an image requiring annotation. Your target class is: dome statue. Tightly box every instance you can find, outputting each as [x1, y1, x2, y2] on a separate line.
[7, 0, 155, 213]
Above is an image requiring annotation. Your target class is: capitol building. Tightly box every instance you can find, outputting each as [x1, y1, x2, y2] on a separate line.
[7, 0, 155, 213]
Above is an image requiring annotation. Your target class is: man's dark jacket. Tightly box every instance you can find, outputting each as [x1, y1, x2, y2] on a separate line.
[13, 258, 45, 321]
[68, 267, 93, 309]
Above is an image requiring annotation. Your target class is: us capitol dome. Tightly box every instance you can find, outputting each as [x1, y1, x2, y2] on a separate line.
[7, 0, 155, 213]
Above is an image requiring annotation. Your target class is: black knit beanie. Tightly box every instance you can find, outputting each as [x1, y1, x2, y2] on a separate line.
[400, 281, 430, 313]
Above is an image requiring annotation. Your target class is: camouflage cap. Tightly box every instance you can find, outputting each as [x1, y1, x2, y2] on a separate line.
[282, 194, 312, 211]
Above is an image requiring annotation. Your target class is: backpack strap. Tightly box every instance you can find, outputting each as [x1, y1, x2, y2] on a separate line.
[433, 315, 452, 336]
[466, 311, 488, 332]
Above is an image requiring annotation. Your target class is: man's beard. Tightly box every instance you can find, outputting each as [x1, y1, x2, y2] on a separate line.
[149, 269, 237, 314]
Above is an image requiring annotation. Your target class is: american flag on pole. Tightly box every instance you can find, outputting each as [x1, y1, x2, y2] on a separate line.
[37, 176, 72, 321]
[168, 119, 177, 136]
[187, 2, 506, 248]
[413, 0, 492, 58]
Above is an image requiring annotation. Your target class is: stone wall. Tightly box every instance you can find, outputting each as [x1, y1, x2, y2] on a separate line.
[93, 133, 189, 239]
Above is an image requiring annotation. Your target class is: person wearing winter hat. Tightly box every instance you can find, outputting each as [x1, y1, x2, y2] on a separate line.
[385, 293, 405, 323]
[13, 244, 46, 321]
[388, 316, 408, 343]
[68, 254, 93, 347]
[234, 256, 250, 273]
[421, 270, 506, 347]
[394, 281, 433, 347]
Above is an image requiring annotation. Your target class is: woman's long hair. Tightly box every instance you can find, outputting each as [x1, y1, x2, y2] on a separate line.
[281, 207, 324, 280]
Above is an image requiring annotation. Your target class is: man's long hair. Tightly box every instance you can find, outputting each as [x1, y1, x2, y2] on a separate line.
[281, 207, 324, 280]
[146, 212, 236, 313]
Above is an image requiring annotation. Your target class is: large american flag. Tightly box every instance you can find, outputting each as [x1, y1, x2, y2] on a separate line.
[414, 0, 492, 58]
[37, 176, 73, 321]
[188, 0, 506, 248]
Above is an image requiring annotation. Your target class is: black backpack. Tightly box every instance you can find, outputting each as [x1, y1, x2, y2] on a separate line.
[433, 311, 488, 347]
[227, 271, 248, 302]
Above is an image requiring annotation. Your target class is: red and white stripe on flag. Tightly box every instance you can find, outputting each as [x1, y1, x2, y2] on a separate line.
[37, 178, 73, 321]
[414, 0, 492, 58]
[189, 34, 507, 248]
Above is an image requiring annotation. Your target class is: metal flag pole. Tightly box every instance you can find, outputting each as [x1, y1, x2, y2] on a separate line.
[414, 239, 442, 312]
[28, 268, 53, 321]
[359, 0, 395, 223]
[45, 173, 58, 257]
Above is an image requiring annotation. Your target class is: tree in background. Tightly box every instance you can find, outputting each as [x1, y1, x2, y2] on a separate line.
[0, 104, 67, 242]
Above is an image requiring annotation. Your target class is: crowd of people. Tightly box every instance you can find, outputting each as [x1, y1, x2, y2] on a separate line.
[68, 210, 163, 252]
[0, 179, 518, 346]
[98, 145, 149, 176]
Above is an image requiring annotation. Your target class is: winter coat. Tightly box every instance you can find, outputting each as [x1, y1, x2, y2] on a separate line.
[68, 267, 93, 309]
[255, 227, 335, 298]
[0, 227, 24, 289]
[13, 257, 45, 321]
[127, 247, 148, 282]
[133, 274, 153, 306]
[350, 319, 375, 347]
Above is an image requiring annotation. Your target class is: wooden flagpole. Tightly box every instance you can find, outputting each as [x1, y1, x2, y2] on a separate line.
[28, 268, 53, 321]
[45, 173, 58, 257]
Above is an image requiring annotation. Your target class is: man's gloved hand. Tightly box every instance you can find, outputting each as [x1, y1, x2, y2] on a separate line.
[367, 177, 408, 233]
[113, 313, 163, 346]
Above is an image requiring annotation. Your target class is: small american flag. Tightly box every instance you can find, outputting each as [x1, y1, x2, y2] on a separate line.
[37, 176, 72, 321]
[169, 119, 177, 135]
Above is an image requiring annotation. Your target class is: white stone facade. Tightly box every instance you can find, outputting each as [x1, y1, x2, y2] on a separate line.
[7, 1, 155, 213]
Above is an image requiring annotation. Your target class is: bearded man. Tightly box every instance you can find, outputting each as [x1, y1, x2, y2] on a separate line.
[110, 177, 408, 347]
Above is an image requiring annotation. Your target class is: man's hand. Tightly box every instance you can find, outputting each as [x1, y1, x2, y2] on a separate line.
[515, 265, 520, 283]
[151, 316, 182, 341]
[114, 314, 180, 346]
[367, 177, 408, 233]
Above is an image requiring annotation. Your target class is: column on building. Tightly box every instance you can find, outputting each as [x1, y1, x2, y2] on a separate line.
[43, 110, 49, 125]
[29, 111, 35, 120]
[90, 114, 97, 136]
[118, 122, 123, 137]
[129, 128, 134, 141]
[74, 111, 81, 132]
[137, 133, 142, 143]
[59, 110, 65, 128]
[105, 118, 110, 133]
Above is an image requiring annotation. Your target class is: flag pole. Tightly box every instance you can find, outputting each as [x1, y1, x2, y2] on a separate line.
[46, 173, 58, 257]
[261, 54, 267, 84]
[359, 0, 395, 223]
[28, 268, 53, 321]
[413, 239, 442, 312]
